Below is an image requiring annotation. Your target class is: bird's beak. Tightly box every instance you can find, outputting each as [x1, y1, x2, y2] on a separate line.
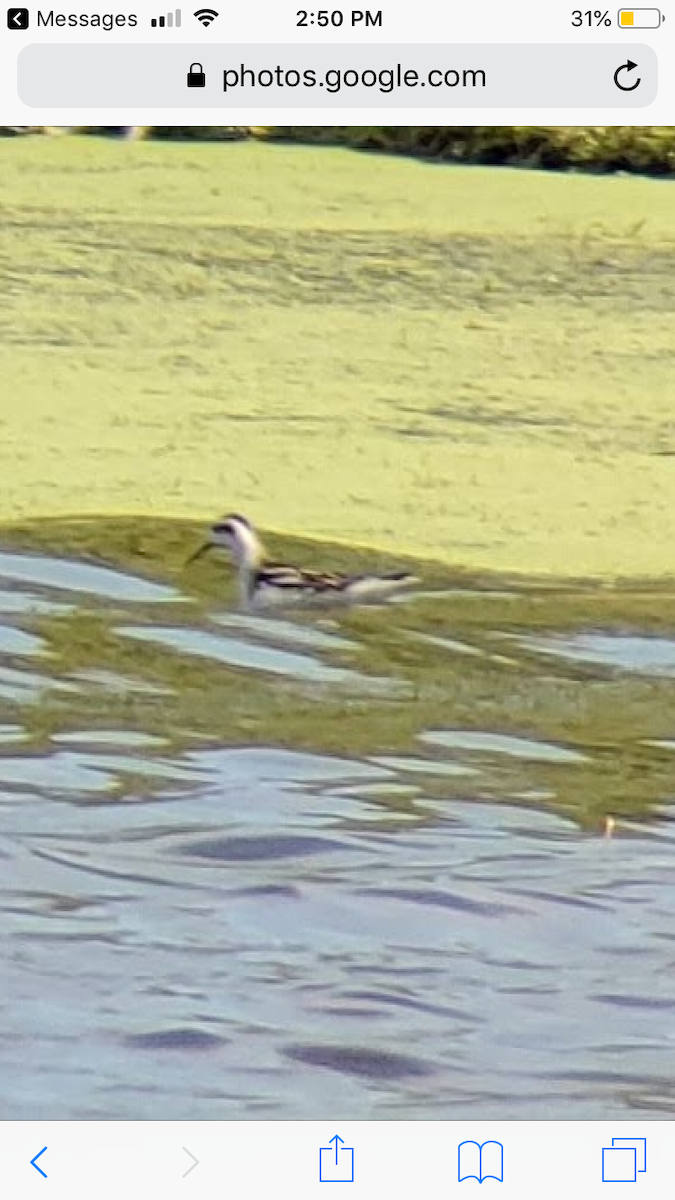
[186, 542, 213, 566]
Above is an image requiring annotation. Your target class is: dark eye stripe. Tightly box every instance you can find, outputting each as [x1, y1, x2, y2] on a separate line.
[213, 514, 250, 535]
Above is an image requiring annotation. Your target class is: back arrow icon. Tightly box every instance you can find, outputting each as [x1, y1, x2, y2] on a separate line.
[614, 59, 641, 90]
[182, 1147, 199, 1178]
[30, 1147, 48, 1178]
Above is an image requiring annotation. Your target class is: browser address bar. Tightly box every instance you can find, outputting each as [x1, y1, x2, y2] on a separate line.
[18, 42, 658, 107]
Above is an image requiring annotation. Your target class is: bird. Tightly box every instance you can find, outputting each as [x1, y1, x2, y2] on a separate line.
[187, 514, 419, 610]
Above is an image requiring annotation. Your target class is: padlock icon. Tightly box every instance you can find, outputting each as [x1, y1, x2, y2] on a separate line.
[187, 62, 206, 87]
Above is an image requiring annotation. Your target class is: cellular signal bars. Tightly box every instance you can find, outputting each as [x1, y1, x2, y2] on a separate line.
[151, 8, 181, 25]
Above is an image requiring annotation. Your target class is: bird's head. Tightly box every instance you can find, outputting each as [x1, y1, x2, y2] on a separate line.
[187, 513, 263, 569]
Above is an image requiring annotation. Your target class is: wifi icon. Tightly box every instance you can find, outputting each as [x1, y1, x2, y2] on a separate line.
[194, 6, 218, 24]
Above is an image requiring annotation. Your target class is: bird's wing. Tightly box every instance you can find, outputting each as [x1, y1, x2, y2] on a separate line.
[257, 563, 418, 594]
[257, 563, 353, 593]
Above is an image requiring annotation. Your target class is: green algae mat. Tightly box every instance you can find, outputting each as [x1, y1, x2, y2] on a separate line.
[1, 135, 675, 580]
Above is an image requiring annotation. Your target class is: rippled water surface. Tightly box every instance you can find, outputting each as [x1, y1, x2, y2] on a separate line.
[3, 519, 675, 1120]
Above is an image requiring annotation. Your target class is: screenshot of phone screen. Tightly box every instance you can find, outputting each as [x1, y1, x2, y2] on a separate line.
[0, 2, 674, 1197]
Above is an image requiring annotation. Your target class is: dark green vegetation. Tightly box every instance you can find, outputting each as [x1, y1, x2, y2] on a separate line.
[262, 126, 675, 176]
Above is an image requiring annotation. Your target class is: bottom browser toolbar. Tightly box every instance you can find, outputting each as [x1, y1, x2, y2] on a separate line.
[2, 1121, 668, 1199]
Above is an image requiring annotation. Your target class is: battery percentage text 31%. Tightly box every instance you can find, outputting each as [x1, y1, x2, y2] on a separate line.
[571, 9, 612, 24]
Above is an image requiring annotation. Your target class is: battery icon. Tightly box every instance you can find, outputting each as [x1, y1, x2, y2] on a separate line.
[618, 8, 664, 25]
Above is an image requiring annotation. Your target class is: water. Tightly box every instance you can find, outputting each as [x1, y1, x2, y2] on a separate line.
[2, 521, 675, 1119]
